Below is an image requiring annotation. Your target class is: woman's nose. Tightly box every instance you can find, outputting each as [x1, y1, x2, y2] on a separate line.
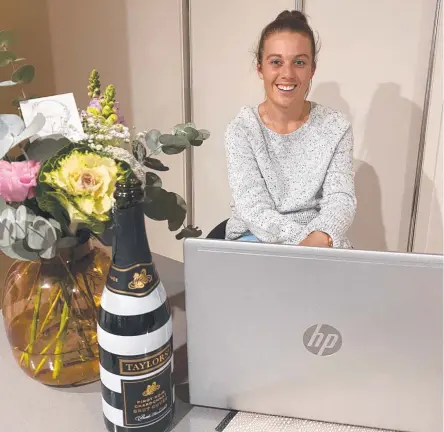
[280, 64, 296, 80]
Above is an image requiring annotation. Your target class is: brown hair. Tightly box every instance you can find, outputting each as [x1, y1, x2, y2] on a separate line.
[256, 10, 318, 68]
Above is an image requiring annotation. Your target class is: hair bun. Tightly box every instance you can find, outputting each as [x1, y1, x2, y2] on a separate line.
[275, 10, 308, 24]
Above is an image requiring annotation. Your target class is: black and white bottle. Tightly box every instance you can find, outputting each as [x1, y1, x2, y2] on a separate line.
[98, 174, 174, 431]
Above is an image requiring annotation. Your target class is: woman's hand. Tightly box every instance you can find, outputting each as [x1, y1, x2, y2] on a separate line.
[298, 231, 332, 247]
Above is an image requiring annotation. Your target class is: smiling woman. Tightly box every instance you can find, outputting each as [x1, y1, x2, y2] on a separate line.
[224, 10, 357, 248]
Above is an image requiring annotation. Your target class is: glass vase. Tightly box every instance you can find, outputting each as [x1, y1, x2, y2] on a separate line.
[2, 239, 111, 387]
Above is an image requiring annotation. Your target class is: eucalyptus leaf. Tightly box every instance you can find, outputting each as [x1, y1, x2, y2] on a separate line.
[2, 241, 39, 261]
[0, 206, 16, 248]
[172, 123, 187, 135]
[167, 193, 187, 231]
[161, 145, 187, 155]
[0, 114, 24, 136]
[12, 64, 35, 84]
[27, 217, 57, 251]
[146, 172, 162, 188]
[145, 129, 161, 152]
[0, 30, 16, 47]
[175, 226, 203, 240]
[199, 129, 211, 140]
[0, 117, 7, 141]
[39, 244, 57, 260]
[190, 137, 203, 146]
[15, 205, 33, 240]
[24, 134, 70, 163]
[144, 157, 169, 171]
[131, 139, 146, 163]
[143, 188, 170, 221]
[159, 134, 190, 148]
[183, 127, 199, 141]
[0, 80, 17, 87]
[0, 51, 16, 67]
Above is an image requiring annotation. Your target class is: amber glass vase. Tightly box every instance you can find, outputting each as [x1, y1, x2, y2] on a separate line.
[2, 239, 111, 387]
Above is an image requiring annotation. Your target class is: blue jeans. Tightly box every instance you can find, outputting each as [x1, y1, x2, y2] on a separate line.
[237, 233, 259, 242]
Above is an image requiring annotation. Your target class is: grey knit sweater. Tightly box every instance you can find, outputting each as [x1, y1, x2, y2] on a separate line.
[224, 101, 357, 248]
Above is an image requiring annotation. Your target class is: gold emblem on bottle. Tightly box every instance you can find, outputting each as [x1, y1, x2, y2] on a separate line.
[128, 269, 152, 289]
[142, 381, 160, 396]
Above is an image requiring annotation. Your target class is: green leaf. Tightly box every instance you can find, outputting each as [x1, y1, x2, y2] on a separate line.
[0, 30, 16, 47]
[159, 134, 190, 148]
[145, 129, 161, 152]
[199, 129, 211, 140]
[161, 145, 187, 155]
[175, 225, 203, 240]
[24, 134, 71, 163]
[190, 137, 203, 146]
[183, 127, 199, 141]
[11, 64, 35, 84]
[143, 188, 170, 221]
[35, 184, 70, 233]
[142, 188, 187, 230]
[2, 241, 39, 261]
[145, 172, 162, 188]
[0, 51, 16, 67]
[160, 134, 190, 155]
[144, 157, 169, 171]
[168, 193, 187, 231]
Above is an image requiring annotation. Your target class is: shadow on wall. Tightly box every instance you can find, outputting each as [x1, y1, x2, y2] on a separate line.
[311, 82, 425, 252]
[415, 172, 443, 254]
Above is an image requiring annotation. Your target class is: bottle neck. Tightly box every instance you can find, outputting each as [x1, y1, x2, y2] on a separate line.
[112, 201, 152, 268]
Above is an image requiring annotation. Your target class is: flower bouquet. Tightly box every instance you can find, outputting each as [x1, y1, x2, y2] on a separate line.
[0, 35, 210, 387]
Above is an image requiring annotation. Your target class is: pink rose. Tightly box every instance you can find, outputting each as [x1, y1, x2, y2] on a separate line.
[0, 160, 41, 202]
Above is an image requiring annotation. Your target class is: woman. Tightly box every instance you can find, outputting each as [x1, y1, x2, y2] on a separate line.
[224, 10, 356, 248]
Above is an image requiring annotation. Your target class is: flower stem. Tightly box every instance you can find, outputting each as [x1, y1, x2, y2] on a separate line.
[20, 280, 42, 367]
[52, 301, 70, 379]
[37, 286, 62, 337]
[33, 301, 69, 377]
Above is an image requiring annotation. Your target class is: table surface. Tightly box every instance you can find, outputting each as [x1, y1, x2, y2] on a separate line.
[0, 314, 230, 431]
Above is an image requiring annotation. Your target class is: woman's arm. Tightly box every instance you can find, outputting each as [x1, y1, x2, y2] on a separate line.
[298, 124, 357, 247]
[225, 122, 306, 244]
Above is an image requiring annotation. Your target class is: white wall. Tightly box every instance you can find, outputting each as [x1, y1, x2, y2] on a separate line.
[191, 0, 438, 253]
[46, 0, 187, 262]
[190, 0, 295, 236]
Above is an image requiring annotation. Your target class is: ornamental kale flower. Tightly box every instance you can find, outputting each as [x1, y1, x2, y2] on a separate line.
[41, 150, 124, 229]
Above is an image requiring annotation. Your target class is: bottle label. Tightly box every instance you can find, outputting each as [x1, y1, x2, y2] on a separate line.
[122, 363, 173, 427]
[106, 262, 159, 297]
[99, 338, 173, 376]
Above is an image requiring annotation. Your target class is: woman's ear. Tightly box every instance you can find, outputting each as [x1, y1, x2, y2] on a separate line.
[257, 63, 264, 80]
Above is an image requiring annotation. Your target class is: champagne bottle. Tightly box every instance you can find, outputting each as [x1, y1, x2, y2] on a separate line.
[98, 173, 174, 432]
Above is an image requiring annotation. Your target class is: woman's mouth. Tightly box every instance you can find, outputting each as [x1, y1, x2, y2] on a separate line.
[276, 84, 297, 92]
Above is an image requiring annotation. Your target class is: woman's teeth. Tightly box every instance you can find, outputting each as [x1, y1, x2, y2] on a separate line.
[277, 84, 296, 91]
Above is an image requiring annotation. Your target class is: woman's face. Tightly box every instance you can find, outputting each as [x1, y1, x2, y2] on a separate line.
[258, 31, 315, 109]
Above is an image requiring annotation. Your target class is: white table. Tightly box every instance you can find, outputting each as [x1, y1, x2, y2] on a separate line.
[0, 253, 230, 431]
[0, 317, 230, 431]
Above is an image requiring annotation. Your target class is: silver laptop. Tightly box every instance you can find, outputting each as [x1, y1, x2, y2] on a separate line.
[183, 238, 443, 432]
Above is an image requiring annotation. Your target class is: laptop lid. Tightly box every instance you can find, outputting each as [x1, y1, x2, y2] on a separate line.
[184, 239, 443, 432]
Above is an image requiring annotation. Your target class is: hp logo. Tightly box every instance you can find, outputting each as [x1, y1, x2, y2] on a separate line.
[303, 324, 342, 356]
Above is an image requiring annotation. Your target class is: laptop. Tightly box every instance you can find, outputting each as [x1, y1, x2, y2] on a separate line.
[183, 238, 443, 432]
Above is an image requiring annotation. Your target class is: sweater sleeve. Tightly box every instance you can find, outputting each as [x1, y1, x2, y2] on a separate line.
[299, 124, 357, 246]
[225, 122, 305, 243]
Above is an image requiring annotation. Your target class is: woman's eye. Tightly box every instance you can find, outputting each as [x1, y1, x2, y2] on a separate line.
[270, 59, 281, 65]
[295, 60, 305, 66]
